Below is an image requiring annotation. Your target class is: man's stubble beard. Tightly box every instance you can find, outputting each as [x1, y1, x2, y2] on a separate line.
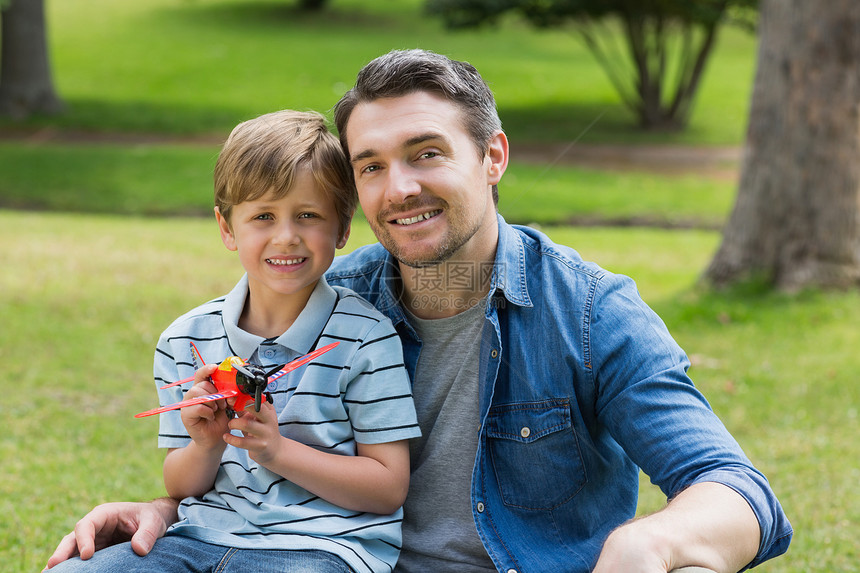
[371, 203, 483, 269]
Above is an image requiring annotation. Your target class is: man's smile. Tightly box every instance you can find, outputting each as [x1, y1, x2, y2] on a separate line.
[393, 209, 442, 226]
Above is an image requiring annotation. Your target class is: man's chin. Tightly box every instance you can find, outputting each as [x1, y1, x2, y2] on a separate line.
[397, 257, 445, 269]
[374, 225, 463, 268]
[388, 244, 453, 269]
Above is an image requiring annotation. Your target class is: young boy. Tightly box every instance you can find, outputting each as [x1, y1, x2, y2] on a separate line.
[51, 110, 420, 573]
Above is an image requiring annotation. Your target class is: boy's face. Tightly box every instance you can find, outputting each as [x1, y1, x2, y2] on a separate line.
[216, 165, 349, 305]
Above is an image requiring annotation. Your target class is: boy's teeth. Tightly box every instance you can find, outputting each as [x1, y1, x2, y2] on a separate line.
[396, 210, 441, 226]
[267, 257, 305, 265]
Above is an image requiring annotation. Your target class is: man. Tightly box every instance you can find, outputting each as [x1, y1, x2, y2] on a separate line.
[47, 49, 791, 573]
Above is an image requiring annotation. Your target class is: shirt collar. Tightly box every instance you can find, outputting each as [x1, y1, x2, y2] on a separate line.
[222, 275, 337, 360]
[489, 214, 533, 308]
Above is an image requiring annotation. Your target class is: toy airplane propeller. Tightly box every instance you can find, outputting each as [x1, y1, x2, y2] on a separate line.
[135, 341, 339, 418]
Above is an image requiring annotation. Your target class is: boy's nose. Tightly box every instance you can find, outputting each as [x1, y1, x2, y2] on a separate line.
[272, 222, 301, 246]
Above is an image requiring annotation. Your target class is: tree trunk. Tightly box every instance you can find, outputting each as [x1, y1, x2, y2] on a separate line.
[704, 0, 860, 290]
[0, 0, 63, 118]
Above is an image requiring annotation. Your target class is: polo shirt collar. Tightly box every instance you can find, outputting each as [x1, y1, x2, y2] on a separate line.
[222, 275, 337, 360]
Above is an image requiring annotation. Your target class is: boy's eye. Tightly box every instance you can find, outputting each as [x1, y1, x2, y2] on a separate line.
[298, 212, 317, 219]
[254, 213, 274, 221]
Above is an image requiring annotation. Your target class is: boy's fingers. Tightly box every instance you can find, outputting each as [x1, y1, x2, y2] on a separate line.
[193, 364, 218, 383]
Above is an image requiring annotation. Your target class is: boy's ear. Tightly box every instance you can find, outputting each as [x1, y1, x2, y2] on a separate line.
[485, 130, 509, 186]
[215, 206, 238, 251]
[336, 222, 352, 250]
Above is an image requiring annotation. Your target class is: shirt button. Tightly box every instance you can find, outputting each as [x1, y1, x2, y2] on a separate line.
[520, 427, 531, 438]
[507, 569, 518, 573]
[476, 502, 485, 513]
[264, 349, 275, 358]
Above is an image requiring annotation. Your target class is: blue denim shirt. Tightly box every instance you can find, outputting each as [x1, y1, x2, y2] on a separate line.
[326, 215, 792, 572]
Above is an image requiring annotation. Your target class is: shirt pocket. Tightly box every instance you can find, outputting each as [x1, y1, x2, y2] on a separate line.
[485, 398, 586, 510]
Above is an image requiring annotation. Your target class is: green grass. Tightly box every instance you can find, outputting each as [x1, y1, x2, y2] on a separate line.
[0, 141, 737, 227]
[0, 142, 218, 216]
[0, 2, 844, 570]
[2, 0, 757, 144]
[2, 210, 858, 572]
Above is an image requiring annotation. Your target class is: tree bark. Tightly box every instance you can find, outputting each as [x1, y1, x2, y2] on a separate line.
[704, 0, 860, 290]
[0, 0, 63, 118]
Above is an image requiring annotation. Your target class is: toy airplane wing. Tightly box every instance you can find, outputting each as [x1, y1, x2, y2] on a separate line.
[159, 342, 208, 389]
[159, 375, 195, 390]
[265, 342, 340, 388]
[134, 389, 239, 418]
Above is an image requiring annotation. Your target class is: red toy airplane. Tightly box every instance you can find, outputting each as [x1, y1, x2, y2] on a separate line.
[135, 341, 339, 418]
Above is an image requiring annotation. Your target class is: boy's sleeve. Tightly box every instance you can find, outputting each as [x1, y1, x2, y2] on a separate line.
[153, 333, 192, 449]
[343, 319, 421, 445]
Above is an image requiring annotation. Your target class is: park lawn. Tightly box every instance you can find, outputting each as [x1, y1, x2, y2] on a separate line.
[2, 210, 857, 572]
[9, 0, 758, 145]
[0, 2, 846, 569]
[0, 141, 737, 227]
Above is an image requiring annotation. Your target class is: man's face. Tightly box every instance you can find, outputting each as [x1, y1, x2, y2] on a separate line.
[345, 91, 503, 268]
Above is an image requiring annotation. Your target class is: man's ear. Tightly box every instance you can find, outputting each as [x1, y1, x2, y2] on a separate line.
[336, 221, 352, 250]
[486, 130, 509, 186]
[215, 206, 238, 251]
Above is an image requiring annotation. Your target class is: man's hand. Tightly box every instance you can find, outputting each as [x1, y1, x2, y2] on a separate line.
[44, 498, 178, 570]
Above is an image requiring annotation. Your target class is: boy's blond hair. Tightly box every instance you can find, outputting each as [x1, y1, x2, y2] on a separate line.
[214, 110, 355, 240]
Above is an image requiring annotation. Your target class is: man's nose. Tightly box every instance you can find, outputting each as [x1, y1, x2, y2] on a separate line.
[385, 162, 422, 203]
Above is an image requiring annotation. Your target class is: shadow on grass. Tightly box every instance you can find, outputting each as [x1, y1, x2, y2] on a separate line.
[500, 101, 722, 146]
[4, 98, 661, 147]
[152, 0, 411, 31]
[0, 99, 250, 136]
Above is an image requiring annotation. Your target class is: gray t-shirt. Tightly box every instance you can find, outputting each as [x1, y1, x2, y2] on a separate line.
[396, 300, 496, 572]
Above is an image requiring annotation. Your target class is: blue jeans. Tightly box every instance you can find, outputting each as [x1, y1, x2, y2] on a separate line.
[48, 535, 354, 573]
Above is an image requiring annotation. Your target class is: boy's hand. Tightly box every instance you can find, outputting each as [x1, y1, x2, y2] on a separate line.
[179, 363, 229, 450]
[224, 401, 284, 467]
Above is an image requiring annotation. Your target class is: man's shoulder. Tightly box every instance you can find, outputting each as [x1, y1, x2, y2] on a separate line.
[326, 243, 393, 293]
[508, 223, 608, 281]
[327, 242, 389, 279]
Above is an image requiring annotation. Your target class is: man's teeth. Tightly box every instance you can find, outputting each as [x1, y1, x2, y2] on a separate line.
[395, 210, 442, 226]
[267, 257, 305, 265]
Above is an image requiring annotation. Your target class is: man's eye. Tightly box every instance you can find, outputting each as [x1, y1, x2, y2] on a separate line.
[419, 151, 438, 159]
[361, 164, 380, 174]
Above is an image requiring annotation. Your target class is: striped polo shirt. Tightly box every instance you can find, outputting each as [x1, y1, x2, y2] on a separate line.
[151, 275, 421, 573]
